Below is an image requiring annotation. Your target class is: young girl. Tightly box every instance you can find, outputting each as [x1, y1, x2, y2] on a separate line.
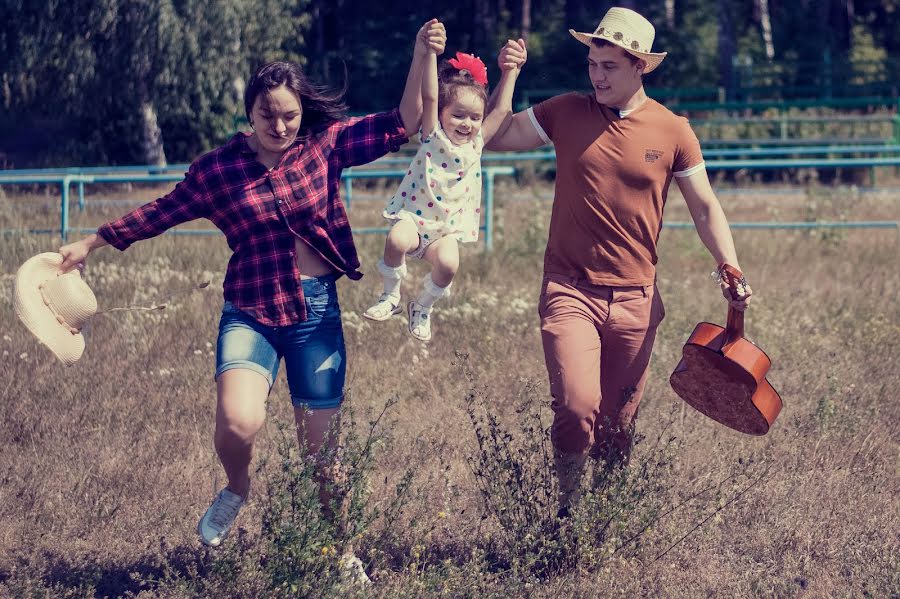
[363, 38, 527, 341]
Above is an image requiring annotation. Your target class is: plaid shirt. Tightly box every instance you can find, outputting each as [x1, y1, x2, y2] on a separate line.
[98, 109, 408, 326]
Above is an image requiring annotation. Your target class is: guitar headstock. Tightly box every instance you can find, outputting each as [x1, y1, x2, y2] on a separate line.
[718, 263, 748, 301]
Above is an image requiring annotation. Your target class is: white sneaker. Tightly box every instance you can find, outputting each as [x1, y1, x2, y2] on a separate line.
[339, 552, 372, 586]
[407, 301, 432, 342]
[197, 488, 245, 547]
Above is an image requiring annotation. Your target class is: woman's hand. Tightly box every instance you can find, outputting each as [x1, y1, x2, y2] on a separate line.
[417, 19, 446, 56]
[58, 233, 106, 274]
[498, 38, 527, 71]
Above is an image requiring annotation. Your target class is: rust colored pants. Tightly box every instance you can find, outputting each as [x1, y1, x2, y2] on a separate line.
[539, 274, 666, 461]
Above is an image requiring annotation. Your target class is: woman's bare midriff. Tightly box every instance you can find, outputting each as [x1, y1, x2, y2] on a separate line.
[294, 238, 338, 279]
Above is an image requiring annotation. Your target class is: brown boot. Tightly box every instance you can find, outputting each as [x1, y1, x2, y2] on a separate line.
[554, 447, 587, 518]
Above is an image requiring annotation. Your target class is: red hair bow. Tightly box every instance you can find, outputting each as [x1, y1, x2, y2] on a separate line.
[448, 52, 488, 86]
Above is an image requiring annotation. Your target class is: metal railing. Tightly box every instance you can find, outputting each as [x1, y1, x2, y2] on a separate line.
[6, 143, 899, 178]
[361, 144, 900, 168]
[2, 157, 898, 246]
[0, 167, 516, 250]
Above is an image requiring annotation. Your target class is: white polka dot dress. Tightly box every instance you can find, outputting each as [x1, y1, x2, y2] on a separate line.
[383, 126, 483, 244]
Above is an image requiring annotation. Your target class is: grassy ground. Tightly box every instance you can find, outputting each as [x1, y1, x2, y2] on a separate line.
[0, 181, 897, 598]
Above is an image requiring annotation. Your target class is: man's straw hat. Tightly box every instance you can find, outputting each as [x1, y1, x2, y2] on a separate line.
[569, 7, 667, 74]
[14, 253, 97, 366]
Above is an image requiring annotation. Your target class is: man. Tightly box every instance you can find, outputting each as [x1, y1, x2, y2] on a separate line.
[489, 7, 752, 516]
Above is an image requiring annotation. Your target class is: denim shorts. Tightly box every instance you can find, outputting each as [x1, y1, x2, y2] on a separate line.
[215, 274, 346, 410]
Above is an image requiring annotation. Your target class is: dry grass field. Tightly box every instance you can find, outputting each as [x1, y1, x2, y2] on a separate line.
[0, 178, 898, 598]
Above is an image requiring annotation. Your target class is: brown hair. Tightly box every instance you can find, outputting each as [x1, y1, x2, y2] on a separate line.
[244, 61, 348, 137]
[437, 60, 489, 115]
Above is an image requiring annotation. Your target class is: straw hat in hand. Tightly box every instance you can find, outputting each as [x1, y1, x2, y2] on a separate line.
[13, 252, 97, 366]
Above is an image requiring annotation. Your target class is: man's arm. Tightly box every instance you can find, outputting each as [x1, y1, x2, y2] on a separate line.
[484, 109, 547, 151]
[483, 39, 545, 151]
[676, 168, 752, 309]
[481, 48, 522, 144]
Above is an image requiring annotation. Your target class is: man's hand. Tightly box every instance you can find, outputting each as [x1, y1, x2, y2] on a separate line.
[498, 38, 527, 71]
[720, 277, 753, 311]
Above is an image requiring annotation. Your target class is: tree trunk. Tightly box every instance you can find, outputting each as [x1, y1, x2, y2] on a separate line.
[140, 98, 167, 166]
[521, 0, 531, 42]
[473, 0, 491, 53]
[717, 0, 736, 100]
[665, 0, 675, 29]
[828, 0, 853, 54]
[124, 0, 165, 166]
[756, 0, 774, 59]
[807, 0, 848, 55]
[565, 0, 590, 30]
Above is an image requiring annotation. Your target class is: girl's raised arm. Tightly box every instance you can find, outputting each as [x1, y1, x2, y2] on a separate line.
[400, 19, 445, 135]
[421, 47, 439, 137]
[482, 38, 527, 144]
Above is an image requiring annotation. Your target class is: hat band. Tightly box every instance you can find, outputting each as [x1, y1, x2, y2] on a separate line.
[38, 283, 81, 335]
[593, 26, 651, 53]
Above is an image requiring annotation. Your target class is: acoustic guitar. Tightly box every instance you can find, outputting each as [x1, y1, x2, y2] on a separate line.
[669, 264, 782, 435]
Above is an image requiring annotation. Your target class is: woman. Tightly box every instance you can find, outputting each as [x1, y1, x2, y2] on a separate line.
[57, 20, 447, 554]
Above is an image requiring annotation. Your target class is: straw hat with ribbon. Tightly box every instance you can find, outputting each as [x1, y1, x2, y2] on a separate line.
[13, 252, 210, 367]
[569, 7, 667, 74]
[13, 253, 97, 366]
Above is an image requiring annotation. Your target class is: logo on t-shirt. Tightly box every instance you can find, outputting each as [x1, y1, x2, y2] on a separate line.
[645, 149, 664, 163]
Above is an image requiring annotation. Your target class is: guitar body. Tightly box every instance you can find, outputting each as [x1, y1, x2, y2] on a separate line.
[669, 265, 783, 435]
[670, 322, 782, 435]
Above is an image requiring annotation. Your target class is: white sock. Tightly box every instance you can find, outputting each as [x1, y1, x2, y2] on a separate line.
[415, 272, 451, 310]
[377, 259, 406, 301]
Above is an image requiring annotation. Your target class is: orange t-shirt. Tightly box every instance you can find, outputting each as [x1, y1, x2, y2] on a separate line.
[530, 93, 704, 286]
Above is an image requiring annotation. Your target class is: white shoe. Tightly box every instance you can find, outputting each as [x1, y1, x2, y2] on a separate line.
[363, 293, 402, 321]
[339, 552, 372, 586]
[197, 488, 245, 547]
[407, 301, 432, 342]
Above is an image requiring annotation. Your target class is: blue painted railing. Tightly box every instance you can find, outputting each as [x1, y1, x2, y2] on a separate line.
[4, 144, 898, 207]
[2, 156, 899, 246]
[353, 145, 900, 168]
[0, 167, 516, 250]
[4, 143, 899, 176]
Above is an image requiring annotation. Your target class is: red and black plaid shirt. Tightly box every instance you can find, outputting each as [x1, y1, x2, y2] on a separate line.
[98, 109, 408, 325]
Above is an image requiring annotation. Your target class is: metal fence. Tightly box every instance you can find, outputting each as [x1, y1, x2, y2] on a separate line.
[2, 154, 898, 247]
[0, 167, 516, 249]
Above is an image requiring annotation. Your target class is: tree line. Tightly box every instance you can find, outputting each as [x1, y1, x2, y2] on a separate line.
[1, 0, 897, 167]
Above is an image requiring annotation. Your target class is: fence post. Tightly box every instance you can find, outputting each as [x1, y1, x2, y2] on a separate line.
[483, 169, 494, 251]
[78, 180, 86, 211]
[61, 176, 73, 241]
[893, 99, 900, 144]
[344, 176, 353, 209]
[731, 56, 743, 102]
